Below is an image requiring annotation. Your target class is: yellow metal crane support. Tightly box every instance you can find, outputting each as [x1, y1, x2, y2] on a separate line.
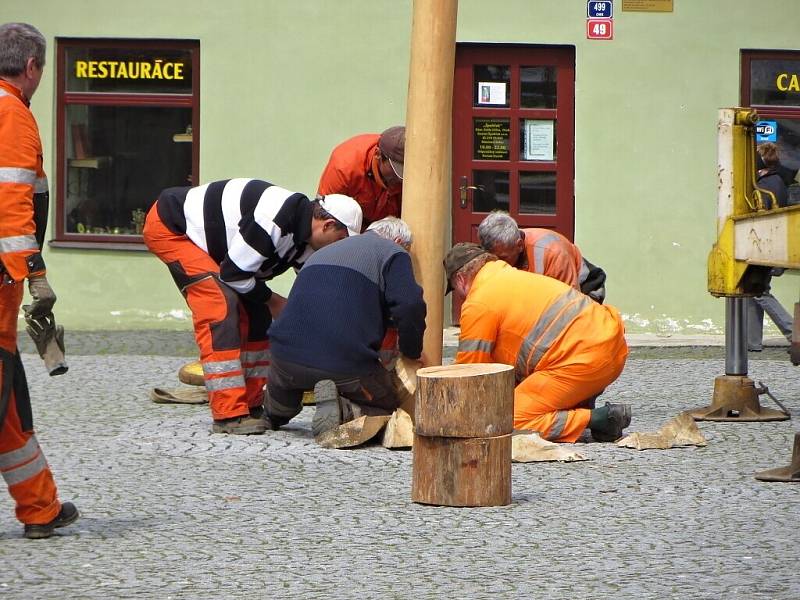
[691, 108, 798, 425]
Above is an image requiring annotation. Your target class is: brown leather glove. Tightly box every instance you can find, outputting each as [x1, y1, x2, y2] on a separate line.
[24, 311, 68, 376]
[26, 275, 57, 319]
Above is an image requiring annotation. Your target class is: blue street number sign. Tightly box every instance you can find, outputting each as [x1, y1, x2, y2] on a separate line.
[587, 1, 613, 18]
[756, 121, 778, 143]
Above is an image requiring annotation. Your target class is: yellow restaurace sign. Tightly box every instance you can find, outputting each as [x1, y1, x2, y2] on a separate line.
[75, 59, 185, 80]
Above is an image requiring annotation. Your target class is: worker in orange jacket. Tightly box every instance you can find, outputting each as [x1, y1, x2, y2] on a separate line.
[446, 243, 630, 443]
[477, 211, 607, 303]
[0, 22, 78, 539]
[317, 126, 404, 228]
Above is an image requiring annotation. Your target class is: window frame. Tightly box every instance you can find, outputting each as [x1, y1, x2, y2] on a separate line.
[53, 38, 200, 249]
[741, 49, 800, 117]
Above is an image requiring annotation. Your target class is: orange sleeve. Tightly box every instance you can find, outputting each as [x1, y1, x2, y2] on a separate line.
[0, 103, 43, 281]
[455, 300, 498, 364]
[317, 152, 352, 197]
[544, 243, 581, 289]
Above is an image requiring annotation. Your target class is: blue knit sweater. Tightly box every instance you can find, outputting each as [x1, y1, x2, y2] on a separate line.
[268, 232, 426, 374]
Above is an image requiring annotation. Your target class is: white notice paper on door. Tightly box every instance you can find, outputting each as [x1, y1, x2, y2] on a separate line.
[477, 82, 506, 105]
[524, 119, 554, 161]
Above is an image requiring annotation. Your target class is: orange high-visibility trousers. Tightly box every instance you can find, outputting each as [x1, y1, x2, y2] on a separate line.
[0, 280, 61, 525]
[143, 206, 270, 421]
[513, 327, 628, 442]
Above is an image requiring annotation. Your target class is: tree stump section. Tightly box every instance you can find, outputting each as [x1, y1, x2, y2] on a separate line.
[412, 363, 514, 507]
[178, 360, 205, 387]
[412, 434, 512, 506]
[415, 364, 514, 437]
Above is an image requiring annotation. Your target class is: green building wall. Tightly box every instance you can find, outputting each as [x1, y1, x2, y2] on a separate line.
[5, 1, 799, 333]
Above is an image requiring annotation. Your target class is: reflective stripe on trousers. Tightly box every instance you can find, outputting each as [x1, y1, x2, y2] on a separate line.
[515, 288, 592, 382]
[546, 410, 570, 441]
[0, 435, 48, 487]
[241, 349, 270, 378]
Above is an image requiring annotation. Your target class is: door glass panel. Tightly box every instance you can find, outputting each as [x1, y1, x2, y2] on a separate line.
[474, 65, 510, 107]
[473, 118, 510, 161]
[472, 170, 510, 212]
[750, 59, 800, 107]
[520, 119, 556, 161]
[520, 172, 556, 214]
[520, 66, 556, 108]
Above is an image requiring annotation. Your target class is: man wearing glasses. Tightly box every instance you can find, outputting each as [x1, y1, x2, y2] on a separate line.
[317, 126, 405, 229]
[144, 179, 362, 435]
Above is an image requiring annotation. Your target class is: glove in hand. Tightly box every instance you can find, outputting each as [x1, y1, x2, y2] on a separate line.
[26, 275, 57, 319]
[24, 310, 68, 376]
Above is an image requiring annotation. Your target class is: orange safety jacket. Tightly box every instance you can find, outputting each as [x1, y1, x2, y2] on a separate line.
[516, 228, 583, 290]
[455, 261, 621, 381]
[317, 133, 402, 227]
[0, 80, 47, 282]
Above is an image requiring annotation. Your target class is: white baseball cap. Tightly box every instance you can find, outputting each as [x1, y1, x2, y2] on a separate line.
[319, 194, 363, 236]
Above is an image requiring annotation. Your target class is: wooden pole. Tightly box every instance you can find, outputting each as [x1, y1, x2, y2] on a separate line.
[401, 0, 458, 366]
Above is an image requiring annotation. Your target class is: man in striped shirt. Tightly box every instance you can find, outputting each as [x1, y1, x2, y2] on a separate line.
[144, 178, 362, 435]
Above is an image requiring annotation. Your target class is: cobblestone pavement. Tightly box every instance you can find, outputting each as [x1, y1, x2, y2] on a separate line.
[1, 333, 799, 599]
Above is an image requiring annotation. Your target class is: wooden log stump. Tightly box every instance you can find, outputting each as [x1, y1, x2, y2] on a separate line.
[412, 363, 514, 507]
[415, 364, 514, 437]
[412, 434, 512, 506]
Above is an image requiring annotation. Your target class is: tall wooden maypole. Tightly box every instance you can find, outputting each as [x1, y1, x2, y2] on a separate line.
[401, 0, 458, 366]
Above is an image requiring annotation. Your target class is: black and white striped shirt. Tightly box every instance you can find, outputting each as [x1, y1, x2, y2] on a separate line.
[156, 178, 315, 303]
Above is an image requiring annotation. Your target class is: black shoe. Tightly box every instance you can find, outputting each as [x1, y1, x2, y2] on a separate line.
[590, 402, 632, 442]
[24, 502, 79, 539]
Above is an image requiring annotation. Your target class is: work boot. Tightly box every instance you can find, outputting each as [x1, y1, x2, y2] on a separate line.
[23, 502, 79, 539]
[311, 380, 364, 437]
[589, 402, 632, 442]
[211, 414, 267, 435]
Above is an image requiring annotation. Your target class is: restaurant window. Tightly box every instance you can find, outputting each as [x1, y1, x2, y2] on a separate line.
[741, 50, 800, 204]
[54, 39, 199, 248]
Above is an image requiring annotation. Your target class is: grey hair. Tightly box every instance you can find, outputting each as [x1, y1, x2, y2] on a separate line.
[0, 23, 46, 76]
[366, 216, 413, 249]
[477, 211, 520, 251]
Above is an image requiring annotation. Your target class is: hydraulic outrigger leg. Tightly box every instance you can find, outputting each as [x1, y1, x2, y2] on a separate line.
[689, 297, 789, 422]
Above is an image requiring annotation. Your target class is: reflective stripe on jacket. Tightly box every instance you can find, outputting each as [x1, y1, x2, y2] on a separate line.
[456, 261, 623, 382]
[518, 228, 583, 290]
[0, 81, 47, 281]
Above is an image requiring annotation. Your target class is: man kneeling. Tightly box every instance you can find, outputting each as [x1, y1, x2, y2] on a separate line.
[446, 243, 630, 443]
[265, 217, 426, 437]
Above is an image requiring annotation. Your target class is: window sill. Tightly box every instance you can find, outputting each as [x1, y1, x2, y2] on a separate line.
[48, 240, 148, 252]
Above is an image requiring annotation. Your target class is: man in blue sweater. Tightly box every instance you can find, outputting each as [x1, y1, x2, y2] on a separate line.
[266, 217, 426, 436]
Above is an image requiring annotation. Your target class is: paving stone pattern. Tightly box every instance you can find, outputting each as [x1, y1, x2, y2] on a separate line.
[1, 334, 799, 599]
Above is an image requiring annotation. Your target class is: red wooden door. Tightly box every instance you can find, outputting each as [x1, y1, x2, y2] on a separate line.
[452, 45, 575, 245]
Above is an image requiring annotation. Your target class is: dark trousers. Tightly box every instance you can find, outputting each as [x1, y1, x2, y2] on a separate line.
[265, 356, 399, 426]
